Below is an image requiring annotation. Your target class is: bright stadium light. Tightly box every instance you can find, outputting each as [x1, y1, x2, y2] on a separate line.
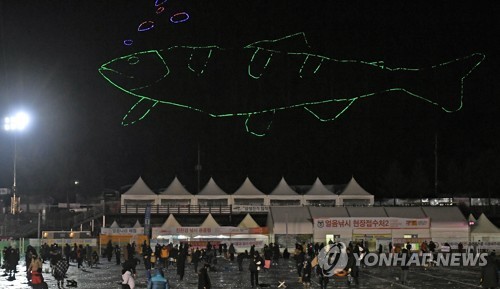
[4, 111, 31, 214]
[4, 112, 30, 131]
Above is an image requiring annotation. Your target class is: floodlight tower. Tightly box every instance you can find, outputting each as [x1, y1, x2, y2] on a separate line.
[4, 112, 30, 214]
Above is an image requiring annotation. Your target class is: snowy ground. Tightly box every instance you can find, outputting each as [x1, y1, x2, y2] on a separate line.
[0, 255, 486, 289]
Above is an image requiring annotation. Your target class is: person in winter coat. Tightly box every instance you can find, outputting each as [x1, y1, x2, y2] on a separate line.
[147, 268, 168, 289]
[198, 263, 211, 289]
[228, 244, 236, 261]
[193, 249, 202, 273]
[316, 264, 329, 289]
[52, 255, 69, 289]
[481, 252, 499, 289]
[296, 249, 305, 277]
[345, 247, 360, 286]
[122, 268, 136, 289]
[115, 245, 122, 265]
[237, 251, 247, 271]
[30, 269, 48, 289]
[249, 252, 263, 288]
[400, 248, 410, 285]
[302, 259, 312, 289]
[177, 251, 186, 281]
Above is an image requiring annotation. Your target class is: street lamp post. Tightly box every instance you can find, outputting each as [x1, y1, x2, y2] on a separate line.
[4, 112, 30, 214]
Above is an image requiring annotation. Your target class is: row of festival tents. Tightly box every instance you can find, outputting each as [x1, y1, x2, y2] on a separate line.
[121, 176, 374, 206]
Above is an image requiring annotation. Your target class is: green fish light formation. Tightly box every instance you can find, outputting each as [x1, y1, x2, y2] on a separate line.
[99, 32, 485, 136]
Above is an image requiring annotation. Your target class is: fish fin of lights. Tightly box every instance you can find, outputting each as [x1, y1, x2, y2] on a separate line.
[248, 48, 273, 79]
[188, 48, 214, 75]
[304, 99, 359, 122]
[99, 33, 486, 137]
[122, 98, 160, 126]
[244, 110, 276, 137]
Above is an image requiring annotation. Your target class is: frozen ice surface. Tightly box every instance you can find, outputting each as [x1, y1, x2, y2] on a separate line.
[0, 256, 485, 289]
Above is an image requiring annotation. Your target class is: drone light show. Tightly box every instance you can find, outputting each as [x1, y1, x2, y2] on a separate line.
[124, 0, 190, 47]
[99, 32, 485, 137]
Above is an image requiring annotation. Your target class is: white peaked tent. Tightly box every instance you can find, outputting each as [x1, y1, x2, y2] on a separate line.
[133, 220, 142, 228]
[121, 177, 157, 206]
[268, 177, 302, 206]
[303, 177, 338, 206]
[200, 213, 220, 228]
[157, 176, 195, 205]
[470, 213, 500, 242]
[110, 220, 120, 228]
[161, 214, 182, 228]
[238, 213, 260, 228]
[337, 177, 374, 206]
[232, 177, 269, 206]
[197, 177, 230, 206]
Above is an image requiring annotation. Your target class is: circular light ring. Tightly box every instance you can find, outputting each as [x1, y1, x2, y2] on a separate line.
[127, 56, 140, 65]
[170, 12, 190, 24]
[138, 20, 155, 32]
[155, 0, 168, 7]
[156, 6, 165, 14]
[123, 39, 134, 46]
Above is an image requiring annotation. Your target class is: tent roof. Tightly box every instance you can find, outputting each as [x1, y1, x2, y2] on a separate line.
[384, 207, 427, 218]
[122, 177, 156, 196]
[468, 213, 477, 222]
[309, 207, 349, 218]
[161, 214, 182, 228]
[238, 213, 260, 228]
[110, 220, 120, 228]
[339, 177, 372, 196]
[269, 177, 298, 195]
[198, 177, 228, 196]
[200, 213, 220, 228]
[158, 176, 192, 196]
[421, 207, 466, 223]
[347, 207, 388, 217]
[233, 177, 265, 196]
[472, 213, 500, 234]
[133, 220, 142, 228]
[305, 178, 334, 195]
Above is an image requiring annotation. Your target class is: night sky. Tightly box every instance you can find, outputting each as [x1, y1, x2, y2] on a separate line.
[0, 1, 498, 200]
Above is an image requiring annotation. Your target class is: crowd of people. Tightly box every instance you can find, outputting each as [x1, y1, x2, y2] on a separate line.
[2, 238, 499, 289]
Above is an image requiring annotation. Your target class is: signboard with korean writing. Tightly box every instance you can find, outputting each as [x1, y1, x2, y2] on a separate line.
[152, 226, 268, 237]
[314, 217, 430, 230]
[101, 228, 143, 235]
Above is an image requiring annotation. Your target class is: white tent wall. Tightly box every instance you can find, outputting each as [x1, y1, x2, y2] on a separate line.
[422, 207, 469, 248]
[268, 207, 313, 235]
[303, 195, 338, 206]
[470, 233, 500, 242]
[232, 197, 268, 206]
[338, 195, 374, 206]
[391, 229, 431, 241]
